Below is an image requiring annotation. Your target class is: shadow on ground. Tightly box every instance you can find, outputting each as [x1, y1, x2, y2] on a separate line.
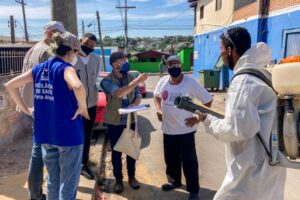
[96, 178, 216, 200]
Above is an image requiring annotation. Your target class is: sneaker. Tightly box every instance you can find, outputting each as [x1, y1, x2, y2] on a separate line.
[114, 179, 124, 194]
[128, 177, 140, 190]
[161, 182, 182, 191]
[189, 193, 199, 200]
[81, 165, 95, 180]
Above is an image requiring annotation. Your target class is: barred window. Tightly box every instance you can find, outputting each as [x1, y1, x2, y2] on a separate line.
[234, 0, 256, 11]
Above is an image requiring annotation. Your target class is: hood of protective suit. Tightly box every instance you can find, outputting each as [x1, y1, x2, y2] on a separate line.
[234, 42, 272, 72]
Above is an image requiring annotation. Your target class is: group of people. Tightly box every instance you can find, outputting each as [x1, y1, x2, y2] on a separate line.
[5, 20, 287, 200]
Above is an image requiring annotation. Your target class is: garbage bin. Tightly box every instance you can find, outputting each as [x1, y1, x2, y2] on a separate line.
[199, 70, 220, 90]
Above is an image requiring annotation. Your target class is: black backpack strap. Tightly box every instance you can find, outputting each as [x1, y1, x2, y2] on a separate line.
[232, 67, 275, 160]
[232, 67, 275, 92]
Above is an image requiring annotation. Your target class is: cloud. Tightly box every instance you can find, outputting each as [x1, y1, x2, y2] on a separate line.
[0, 5, 50, 20]
[164, 0, 186, 7]
[130, 0, 149, 2]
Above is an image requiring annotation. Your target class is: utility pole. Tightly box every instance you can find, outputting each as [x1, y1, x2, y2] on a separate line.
[116, 0, 136, 52]
[96, 11, 106, 71]
[9, 16, 16, 44]
[51, 0, 78, 35]
[15, 0, 29, 43]
[82, 20, 85, 36]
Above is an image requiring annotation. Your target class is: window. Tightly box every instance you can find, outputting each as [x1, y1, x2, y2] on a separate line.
[234, 0, 256, 11]
[283, 30, 300, 58]
[216, 0, 222, 11]
[200, 6, 204, 19]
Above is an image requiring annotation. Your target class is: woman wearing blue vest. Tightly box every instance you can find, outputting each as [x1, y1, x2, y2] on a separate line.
[5, 31, 89, 200]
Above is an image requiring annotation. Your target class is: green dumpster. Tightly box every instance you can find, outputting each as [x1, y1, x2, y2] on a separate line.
[199, 70, 220, 90]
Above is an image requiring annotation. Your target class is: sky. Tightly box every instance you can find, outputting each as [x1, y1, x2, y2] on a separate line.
[0, 0, 194, 40]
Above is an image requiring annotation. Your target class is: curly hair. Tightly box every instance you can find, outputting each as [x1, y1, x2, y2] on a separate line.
[49, 32, 72, 57]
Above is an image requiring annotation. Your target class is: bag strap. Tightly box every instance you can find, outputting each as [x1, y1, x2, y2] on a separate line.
[126, 112, 139, 137]
[232, 67, 274, 160]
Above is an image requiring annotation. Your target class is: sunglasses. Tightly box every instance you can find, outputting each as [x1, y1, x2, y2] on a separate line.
[167, 64, 181, 68]
[223, 30, 237, 51]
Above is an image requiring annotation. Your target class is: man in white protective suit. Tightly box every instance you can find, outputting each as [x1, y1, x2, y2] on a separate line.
[197, 27, 287, 200]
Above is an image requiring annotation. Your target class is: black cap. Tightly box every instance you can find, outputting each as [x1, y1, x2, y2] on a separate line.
[110, 52, 126, 65]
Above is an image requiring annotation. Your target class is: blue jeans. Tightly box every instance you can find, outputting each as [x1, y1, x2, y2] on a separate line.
[28, 143, 44, 200]
[42, 144, 83, 200]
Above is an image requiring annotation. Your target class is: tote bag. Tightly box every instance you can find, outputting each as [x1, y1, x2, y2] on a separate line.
[113, 113, 141, 160]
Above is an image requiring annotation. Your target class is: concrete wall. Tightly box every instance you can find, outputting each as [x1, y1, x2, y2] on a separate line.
[196, 0, 234, 34]
[193, 5, 300, 88]
[0, 75, 32, 148]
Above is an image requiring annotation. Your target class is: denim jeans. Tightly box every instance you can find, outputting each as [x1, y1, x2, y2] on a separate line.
[28, 143, 44, 200]
[42, 144, 83, 200]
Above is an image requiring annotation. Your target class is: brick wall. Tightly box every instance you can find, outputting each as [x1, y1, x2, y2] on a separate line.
[270, 0, 300, 12]
[233, 1, 259, 21]
[0, 75, 32, 148]
[233, 0, 300, 22]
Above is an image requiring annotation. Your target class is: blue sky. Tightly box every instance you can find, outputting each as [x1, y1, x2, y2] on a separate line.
[0, 0, 194, 40]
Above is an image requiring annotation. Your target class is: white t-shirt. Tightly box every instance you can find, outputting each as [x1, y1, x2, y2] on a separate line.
[79, 55, 90, 65]
[154, 75, 213, 135]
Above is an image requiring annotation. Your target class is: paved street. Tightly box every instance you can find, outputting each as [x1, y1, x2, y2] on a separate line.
[97, 74, 300, 200]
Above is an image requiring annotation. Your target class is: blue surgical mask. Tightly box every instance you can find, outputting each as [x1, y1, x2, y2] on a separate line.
[120, 62, 130, 74]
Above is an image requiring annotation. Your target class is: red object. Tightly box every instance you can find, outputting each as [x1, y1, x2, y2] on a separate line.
[95, 92, 107, 123]
[280, 55, 300, 64]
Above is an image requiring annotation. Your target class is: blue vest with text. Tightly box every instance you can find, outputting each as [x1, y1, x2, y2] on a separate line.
[32, 57, 83, 146]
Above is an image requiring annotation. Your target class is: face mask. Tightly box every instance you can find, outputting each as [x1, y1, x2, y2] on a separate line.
[81, 45, 94, 56]
[120, 62, 130, 74]
[227, 56, 234, 71]
[70, 55, 78, 66]
[168, 67, 182, 78]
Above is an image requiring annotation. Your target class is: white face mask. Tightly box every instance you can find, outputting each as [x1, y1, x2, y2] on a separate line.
[70, 55, 78, 66]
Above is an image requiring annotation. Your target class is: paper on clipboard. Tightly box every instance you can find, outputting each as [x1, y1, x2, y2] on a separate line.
[118, 104, 150, 114]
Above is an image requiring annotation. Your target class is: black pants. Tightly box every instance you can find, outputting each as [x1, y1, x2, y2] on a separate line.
[163, 132, 199, 193]
[107, 123, 136, 180]
[82, 106, 97, 165]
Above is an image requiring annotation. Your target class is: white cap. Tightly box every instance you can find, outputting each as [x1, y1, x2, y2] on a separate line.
[166, 55, 181, 63]
[43, 21, 66, 33]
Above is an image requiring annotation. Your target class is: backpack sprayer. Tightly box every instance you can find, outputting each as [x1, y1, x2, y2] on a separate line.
[174, 58, 300, 169]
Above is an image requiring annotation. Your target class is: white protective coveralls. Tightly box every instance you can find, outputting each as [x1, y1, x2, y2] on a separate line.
[203, 43, 287, 200]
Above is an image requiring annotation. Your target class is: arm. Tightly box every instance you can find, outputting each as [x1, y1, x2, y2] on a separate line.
[64, 67, 90, 120]
[5, 70, 33, 116]
[201, 77, 261, 142]
[154, 96, 163, 121]
[114, 73, 147, 98]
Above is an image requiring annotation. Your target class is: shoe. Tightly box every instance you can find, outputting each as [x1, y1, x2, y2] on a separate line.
[41, 194, 46, 200]
[128, 177, 140, 190]
[114, 179, 124, 193]
[189, 193, 199, 200]
[161, 182, 182, 191]
[81, 165, 95, 180]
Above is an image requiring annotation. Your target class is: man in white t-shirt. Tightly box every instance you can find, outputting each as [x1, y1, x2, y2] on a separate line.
[154, 55, 213, 200]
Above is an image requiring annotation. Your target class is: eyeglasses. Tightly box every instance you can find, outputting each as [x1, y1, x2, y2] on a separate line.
[167, 64, 181, 68]
[223, 30, 237, 51]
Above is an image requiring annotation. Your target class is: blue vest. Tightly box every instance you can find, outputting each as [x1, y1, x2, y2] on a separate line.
[32, 57, 84, 146]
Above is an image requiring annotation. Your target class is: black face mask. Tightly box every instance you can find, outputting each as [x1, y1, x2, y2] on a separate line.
[168, 67, 182, 78]
[81, 45, 94, 56]
[227, 56, 234, 71]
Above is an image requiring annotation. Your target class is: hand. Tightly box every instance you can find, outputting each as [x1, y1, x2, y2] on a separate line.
[72, 106, 90, 120]
[185, 117, 200, 127]
[195, 110, 207, 122]
[137, 73, 148, 83]
[156, 111, 163, 122]
[25, 108, 34, 119]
